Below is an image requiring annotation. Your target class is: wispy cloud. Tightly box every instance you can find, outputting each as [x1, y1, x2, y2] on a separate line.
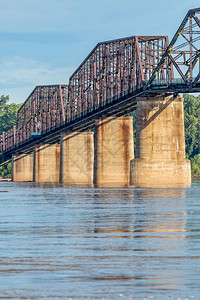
[0, 56, 73, 102]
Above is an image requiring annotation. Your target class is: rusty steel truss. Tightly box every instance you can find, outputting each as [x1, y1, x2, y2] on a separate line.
[0, 85, 68, 153]
[1, 8, 200, 157]
[145, 8, 200, 91]
[68, 36, 169, 120]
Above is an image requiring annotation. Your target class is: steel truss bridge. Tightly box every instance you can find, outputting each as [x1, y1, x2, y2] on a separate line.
[1, 8, 200, 158]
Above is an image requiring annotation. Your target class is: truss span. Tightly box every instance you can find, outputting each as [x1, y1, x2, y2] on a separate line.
[1, 8, 200, 157]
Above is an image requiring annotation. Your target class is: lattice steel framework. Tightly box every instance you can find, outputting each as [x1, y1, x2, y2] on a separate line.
[0, 85, 68, 153]
[145, 8, 200, 90]
[68, 36, 169, 120]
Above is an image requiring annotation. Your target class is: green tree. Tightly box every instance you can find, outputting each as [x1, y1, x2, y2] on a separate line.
[0, 153, 4, 164]
[184, 93, 200, 179]
[0, 95, 9, 113]
[190, 154, 200, 178]
[0, 102, 21, 134]
[0, 95, 21, 178]
[184, 93, 200, 158]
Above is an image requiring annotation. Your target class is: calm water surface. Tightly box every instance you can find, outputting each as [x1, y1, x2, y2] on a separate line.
[0, 181, 200, 299]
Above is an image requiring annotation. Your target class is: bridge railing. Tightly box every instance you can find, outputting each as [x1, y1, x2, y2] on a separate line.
[150, 77, 200, 89]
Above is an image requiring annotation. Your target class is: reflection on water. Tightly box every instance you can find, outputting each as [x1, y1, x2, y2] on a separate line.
[0, 181, 200, 299]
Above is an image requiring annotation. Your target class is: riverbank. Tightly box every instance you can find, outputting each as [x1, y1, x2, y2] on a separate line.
[192, 175, 200, 181]
[0, 177, 11, 182]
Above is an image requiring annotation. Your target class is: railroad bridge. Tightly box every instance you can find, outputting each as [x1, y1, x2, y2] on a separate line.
[1, 8, 200, 187]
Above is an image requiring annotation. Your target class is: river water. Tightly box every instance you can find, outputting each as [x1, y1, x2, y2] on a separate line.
[0, 181, 200, 300]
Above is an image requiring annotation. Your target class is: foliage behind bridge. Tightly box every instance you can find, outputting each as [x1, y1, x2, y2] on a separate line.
[0, 96, 21, 178]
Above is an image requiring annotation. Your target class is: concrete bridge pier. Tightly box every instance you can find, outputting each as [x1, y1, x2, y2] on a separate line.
[12, 153, 34, 182]
[130, 96, 191, 188]
[94, 117, 134, 186]
[60, 131, 94, 185]
[34, 144, 60, 183]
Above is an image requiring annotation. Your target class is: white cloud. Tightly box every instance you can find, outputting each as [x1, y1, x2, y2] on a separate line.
[0, 56, 73, 103]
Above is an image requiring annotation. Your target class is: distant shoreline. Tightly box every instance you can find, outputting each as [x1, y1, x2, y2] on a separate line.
[192, 175, 200, 181]
[0, 178, 11, 182]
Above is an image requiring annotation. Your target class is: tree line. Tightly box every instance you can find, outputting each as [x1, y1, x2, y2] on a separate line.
[0, 95, 21, 178]
[184, 94, 200, 179]
[0, 93, 200, 179]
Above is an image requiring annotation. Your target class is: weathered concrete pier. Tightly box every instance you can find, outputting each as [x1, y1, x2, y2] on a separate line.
[12, 153, 33, 182]
[94, 117, 134, 186]
[34, 144, 60, 183]
[11, 96, 191, 188]
[60, 131, 94, 185]
[130, 96, 191, 188]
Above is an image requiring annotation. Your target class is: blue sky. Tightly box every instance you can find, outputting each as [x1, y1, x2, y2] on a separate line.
[0, 0, 199, 103]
